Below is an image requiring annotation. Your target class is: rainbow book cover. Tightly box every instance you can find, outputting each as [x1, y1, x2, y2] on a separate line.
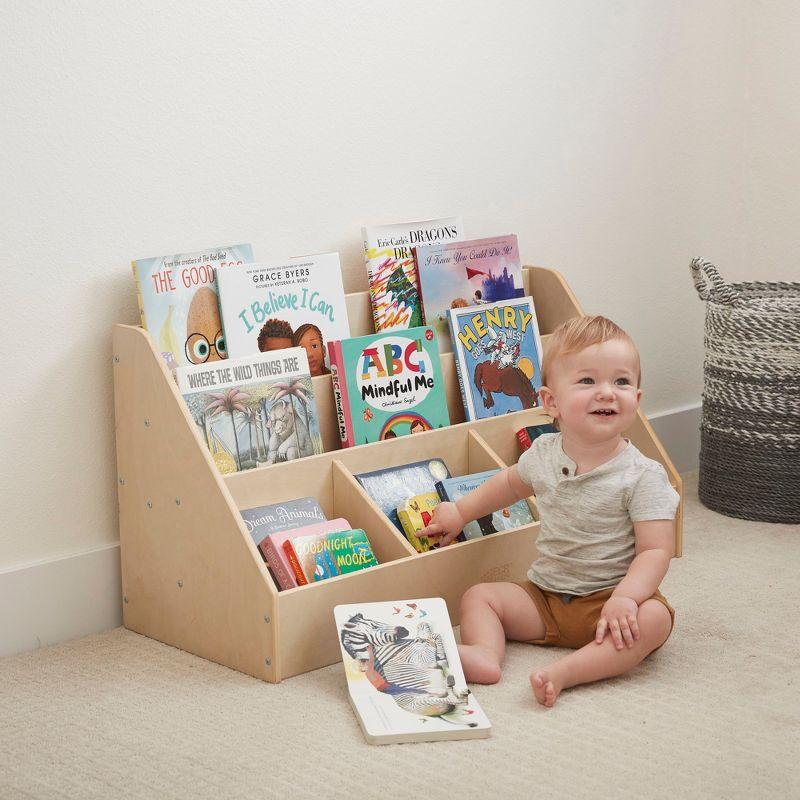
[174, 347, 323, 474]
[448, 297, 544, 422]
[328, 326, 450, 447]
[334, 597, 491, 745]
[132, 244, 254, 370]
[415, 235, 524, 350]
[362, 217, 464, 332]
[215, 252, 350, 376]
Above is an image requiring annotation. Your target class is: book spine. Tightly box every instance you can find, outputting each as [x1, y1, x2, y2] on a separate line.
[282, 540, 309, 586]
[260, 537, 297, 590]
[328, 340, 354, 447]
[362, 229, 385, 333]
[516, 427, 533, 452]
[131, 261, 148, 329]
[448, 318, 474, 421]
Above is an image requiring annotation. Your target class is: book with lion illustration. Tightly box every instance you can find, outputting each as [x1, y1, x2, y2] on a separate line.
[132, 243, 254, 370]
[333, 597, 491, 745]
[174, 348, 323, 474]
[448, 296, 544, 422]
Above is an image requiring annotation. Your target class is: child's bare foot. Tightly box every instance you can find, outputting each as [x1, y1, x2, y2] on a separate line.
[530, 667, 566, 707]
[458, 643, 502, 684]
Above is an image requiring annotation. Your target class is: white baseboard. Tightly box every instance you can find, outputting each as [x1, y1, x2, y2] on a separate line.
[0, 543, 122, 658]
[647, 402, 701, 475]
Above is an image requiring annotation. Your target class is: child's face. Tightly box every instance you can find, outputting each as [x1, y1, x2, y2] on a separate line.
[540, 338, 642, 443]
[297, 328, 324, 376]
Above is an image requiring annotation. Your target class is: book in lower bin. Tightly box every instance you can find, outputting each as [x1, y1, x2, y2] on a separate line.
[285, 528, 379, 583]
[328, 326, 450, 447]
[396, 493, 439, 552]
[517, 422, 558, 452]
[436, 469, 535, 540]
[259, 519, 351, 590]
[363, 217, 464, 332]
[355, 458, 451, 533]
[132, 244, 254, 370]
[414, 234, 524, 350]
[448, 296, 544, 421]
[334, 597, 491, 745]
[215, 253, 351, 376]
[239, 496, 327, 550]
[174, 348, 323, 474]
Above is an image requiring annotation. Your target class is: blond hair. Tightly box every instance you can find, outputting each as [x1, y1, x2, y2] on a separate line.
[541, 316, 641, 388]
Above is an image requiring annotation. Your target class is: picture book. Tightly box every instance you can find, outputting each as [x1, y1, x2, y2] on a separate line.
[215, 253, 351, 376]
[415, 235, 524, 349]
[396, 493, 439, 552]
[363, 217, 464, 332]
[517, 422, 558, 452]
[286, 528, 379, 583]
[436, 469, 535, 540]
[174, 347, 323, 475]
[355, 459, 451, 533]
[333, 597, 491, 745]
[239, 496, 327, 550]
[328, 326, 450, 447]
[259, 518, 350, 590]
[132, 244, 254, 370]
[448, 296, 544, 421]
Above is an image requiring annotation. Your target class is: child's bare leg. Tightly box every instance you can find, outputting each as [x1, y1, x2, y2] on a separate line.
[531, 599, 672, 707]
[458, 583, 545, 684]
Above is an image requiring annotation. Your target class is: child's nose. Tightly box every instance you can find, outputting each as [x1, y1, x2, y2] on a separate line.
[596, 382, 615, 398]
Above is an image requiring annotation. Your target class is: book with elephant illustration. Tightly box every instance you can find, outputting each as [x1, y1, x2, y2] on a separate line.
[333, 597, 491, 745]
[328, 326, 450, 447]
[174, 347, 323, 474]
[362, 216, 464, 333]
[132, 243, 254, 370]
[215, 252, 351, 377]
[448, 296, 544, 421]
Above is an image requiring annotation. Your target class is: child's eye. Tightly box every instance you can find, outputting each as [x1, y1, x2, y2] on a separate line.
[615, 378, 630, 386]
[578, 377, 594, 384]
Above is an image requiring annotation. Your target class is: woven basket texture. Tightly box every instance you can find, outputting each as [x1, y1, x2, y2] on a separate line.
[691, 258, 800, 523]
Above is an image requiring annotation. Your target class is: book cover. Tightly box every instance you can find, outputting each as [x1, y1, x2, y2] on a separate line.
[517, 422, 558, 452]
[132, 244, 254, 370]
[260, 518, 350, 590]
[284, 526, 377, 583]
[355, 459, 451, 533]
[174, 348, 323, 474]
[239, 496, 327, 550]
[216, 253, 351, 376]
[448, 296, 544, 421]
[324, 528, 379, 576]
[328, 326, 450, 447]
[334, 597, 491, 745]
[415, 235, 524, 350]
[363, 217, 464, 332]
[396, 493, 439, 553]
[437, 469, 535, 540]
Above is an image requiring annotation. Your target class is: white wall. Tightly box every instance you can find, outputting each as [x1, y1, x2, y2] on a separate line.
[2, 1, 795, 652]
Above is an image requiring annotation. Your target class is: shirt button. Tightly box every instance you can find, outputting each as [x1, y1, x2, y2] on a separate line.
[562, 467, 569, 476]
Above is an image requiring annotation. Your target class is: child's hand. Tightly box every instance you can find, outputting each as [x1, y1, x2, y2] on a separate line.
[596, 595, 640, 650]
[417, 501, 465, 548]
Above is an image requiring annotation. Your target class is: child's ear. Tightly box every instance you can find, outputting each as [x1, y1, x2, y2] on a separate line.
[539, 385, 559, 418]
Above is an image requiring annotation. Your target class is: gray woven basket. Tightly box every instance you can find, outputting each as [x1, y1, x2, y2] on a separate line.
[691, 258, 800, 524]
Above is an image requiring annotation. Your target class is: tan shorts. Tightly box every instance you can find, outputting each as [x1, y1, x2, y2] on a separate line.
[515, 581, 675, 650]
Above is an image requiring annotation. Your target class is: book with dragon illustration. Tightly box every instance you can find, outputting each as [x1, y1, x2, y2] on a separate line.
[415, 235, 524, 350]
[362, 217, 464, 332]
[436, 469, 535, 541]
[448, 296, 544, 422]
[215, 252, 351, 376]
[328, 326, 450, 447]
[334, 597, 491, 745]
[132, 244, 254, 370]
[174, 347, 323, 475]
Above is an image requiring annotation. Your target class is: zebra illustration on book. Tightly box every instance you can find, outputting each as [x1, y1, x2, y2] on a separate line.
[340, 613, 476, 724]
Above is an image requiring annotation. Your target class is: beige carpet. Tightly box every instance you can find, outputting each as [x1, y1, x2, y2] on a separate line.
[2, 472, 798, 800]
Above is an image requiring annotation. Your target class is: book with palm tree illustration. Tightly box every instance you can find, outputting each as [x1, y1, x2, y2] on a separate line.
[174, 348, 323, 474]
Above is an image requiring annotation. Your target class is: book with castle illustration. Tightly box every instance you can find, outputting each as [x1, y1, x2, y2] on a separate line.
[362, 217, 464, 332]
[174, 348, 323, 474]
[414, 235, 524, 351]
[334, 597, 491, 745]
[328, 326, 450, 447]
[215, 252, 351, 377]
[132, 244, 254, 370]
[448, 297, 544, 422]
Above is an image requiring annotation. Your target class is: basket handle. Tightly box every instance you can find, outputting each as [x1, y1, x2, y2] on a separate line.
[690, 258, 740, 304]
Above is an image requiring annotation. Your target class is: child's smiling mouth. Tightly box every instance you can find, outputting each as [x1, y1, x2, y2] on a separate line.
[591, 409, 617, 416]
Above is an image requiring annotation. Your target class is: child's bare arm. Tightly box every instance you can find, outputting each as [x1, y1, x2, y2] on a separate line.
[596, 519, 674, 649]
[419, 465, 532, 547]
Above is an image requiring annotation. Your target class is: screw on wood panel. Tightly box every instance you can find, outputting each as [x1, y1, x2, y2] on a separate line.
[146, 500, 153, 509]
[144, 419, 151, 428]
[175, 498, 181, 506]
[264, 615, 270, 623]
[265, 659, 271, 667]
[113, 355, 120, 364]
[118, 477, 125, 485]
[177, 580, 183, 588]
[123, 596, 128, 604]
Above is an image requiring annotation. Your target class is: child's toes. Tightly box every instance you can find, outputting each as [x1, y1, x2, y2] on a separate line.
[544, 681, 556, 707]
